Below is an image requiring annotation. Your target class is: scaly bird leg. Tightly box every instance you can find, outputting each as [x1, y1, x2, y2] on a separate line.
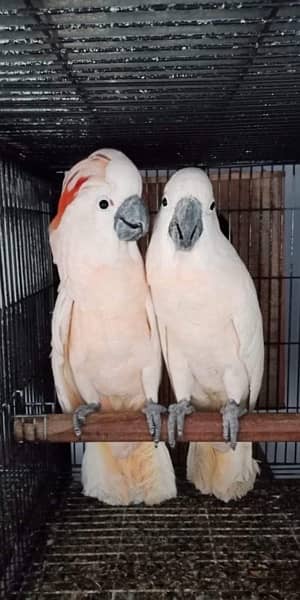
[221, 399, 247, 450]
[73, 402, 101, 437]
[168, 399, 195, 448]
[142, 399, 167, 447]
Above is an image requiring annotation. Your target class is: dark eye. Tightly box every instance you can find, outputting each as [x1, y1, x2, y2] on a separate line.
[162, 197, 168, 207]
[210, 201, 215, 211]
[99, 199, 109, 209]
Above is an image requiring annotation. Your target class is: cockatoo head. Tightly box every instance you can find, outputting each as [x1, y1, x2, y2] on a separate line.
[49, 149, 149, 273]
[161, 168, 218, 251]
[50, 148, 148, 243]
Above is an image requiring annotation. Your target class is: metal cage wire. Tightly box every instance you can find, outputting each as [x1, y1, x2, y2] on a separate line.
[0, 1, 300, 172]
[0, 159, 70, 599]
[1, 158, 300, 597]
[0, 1, 300, 598]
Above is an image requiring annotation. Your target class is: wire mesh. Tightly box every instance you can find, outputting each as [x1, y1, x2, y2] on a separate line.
[0, 159, 70, 599]
[0, 1, 300, 596]
[13, 478, 300, 599]
[0, 1, 300, 172]
[1, 157, 300, 596]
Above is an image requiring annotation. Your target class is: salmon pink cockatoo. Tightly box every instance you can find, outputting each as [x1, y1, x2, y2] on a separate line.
[49, 149, 176, 505]
[146, 168, 264, 502]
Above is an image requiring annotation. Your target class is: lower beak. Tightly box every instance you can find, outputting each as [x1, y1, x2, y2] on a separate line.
[114, 195, 149, 241]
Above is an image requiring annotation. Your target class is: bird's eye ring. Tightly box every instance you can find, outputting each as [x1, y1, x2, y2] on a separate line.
[162, 197, 168, 207]
[99, 199, 109, 209]
[210, 201, 215, 211]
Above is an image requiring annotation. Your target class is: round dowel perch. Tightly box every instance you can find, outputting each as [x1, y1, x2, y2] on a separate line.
[13, 411, 300, 443]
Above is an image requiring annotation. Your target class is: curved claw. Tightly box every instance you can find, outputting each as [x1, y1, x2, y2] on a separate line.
[168, 400, 194, 448]
[142, 399, 167, 446]
[142, 400, 167, 447]
[221, 399, 247, 450]
[73, 402, 100, 437]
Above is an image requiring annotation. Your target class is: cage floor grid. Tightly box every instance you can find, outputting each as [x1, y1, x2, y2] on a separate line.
[16, 477, 300, 600]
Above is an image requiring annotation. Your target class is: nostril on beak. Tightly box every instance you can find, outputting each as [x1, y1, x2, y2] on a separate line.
[120, 216, 142, 230]
[190, 224, 198, 241]
[176, 223, 183, 240]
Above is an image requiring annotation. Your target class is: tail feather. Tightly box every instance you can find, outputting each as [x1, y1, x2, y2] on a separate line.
[187, 441, 259, 502]
[82, 441, 176, 505]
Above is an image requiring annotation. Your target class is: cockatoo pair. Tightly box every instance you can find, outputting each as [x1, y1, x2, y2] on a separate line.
[50, 149, 264, 505]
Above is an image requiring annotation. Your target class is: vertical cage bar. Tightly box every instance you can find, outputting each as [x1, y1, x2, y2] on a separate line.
[0, 159, 70, 598]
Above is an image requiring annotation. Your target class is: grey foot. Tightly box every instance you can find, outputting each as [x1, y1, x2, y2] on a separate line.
[221, 399, 247, 450]
[142, 399, 167, 446]
[73, 402, 100, 437]
[168, 399, 195, 448]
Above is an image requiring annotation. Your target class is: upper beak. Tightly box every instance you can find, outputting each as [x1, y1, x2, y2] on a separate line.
[168, 196, 202, 250]
[114, 195, 149, 241]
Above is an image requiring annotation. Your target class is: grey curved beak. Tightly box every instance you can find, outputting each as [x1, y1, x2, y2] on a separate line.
[168, 196, 203, 250]
[114, 195, 149, 241]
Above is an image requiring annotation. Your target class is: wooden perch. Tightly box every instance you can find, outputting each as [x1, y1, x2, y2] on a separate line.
[13, 411, 300, 443]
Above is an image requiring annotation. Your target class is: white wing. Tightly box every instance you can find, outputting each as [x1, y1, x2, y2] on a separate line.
[141, 291, 162, 403]
[51, 284, 81, 413]
[232, 276, 264, 409]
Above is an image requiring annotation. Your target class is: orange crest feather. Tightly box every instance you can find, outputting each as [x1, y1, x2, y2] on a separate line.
[50, 176, 89, 230]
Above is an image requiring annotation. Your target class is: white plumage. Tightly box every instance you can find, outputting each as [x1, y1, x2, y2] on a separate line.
[50, 149, 176, 505]
[146, 167, 264, 502]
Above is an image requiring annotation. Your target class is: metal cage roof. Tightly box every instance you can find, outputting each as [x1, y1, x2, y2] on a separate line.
[0, 1, 299, 173]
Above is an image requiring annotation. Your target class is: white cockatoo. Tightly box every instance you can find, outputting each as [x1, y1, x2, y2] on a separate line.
[146, 168, 264, 502]
[49, 149, 176, 505]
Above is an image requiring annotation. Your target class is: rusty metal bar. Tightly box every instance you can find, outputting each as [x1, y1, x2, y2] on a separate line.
[13, 412, 300, 443]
